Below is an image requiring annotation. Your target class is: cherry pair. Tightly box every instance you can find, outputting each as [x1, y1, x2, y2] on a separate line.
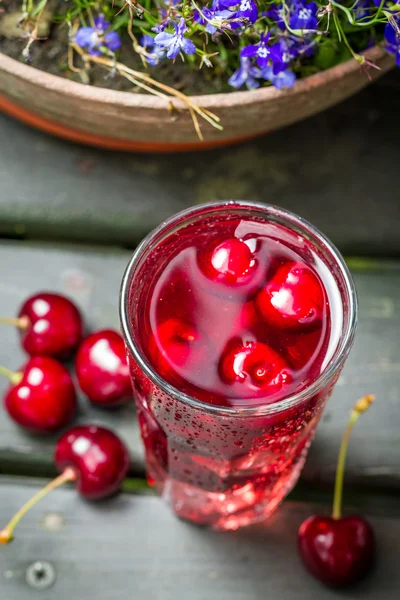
[0, 292, 131, 433]
[200, 237, 325, 330]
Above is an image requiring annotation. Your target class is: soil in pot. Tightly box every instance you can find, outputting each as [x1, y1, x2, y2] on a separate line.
[0, 0, 231, 95]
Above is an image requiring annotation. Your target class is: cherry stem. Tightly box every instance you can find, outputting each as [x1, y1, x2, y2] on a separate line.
[0, 316, 30, 330]
[0, 467, 77, 544]
[332, 394, 375, 520]
[0, 365, 23, 386]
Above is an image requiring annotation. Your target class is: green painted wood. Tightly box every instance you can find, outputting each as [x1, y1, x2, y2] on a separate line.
[1, 483, 399, 599]
[0, 71, 399, 255]
[0, 241, 399, 491]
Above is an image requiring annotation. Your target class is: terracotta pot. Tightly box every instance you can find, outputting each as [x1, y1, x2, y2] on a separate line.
[0, 46, 394, 152]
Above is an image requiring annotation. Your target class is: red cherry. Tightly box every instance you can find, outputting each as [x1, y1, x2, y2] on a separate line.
[298, 515, 375, 587]
[0, 425, 130, 544]
[75, 330, 131, 408]
[2, 357, 76, 433]
[0, 292, 84, 358]
[55, 425, 130, 499]
[298, 395, 376, 588]
[150, 318, 204, 377]
[199, 237, 255, 284]
[256, 261, 324, 330]
[220, 340, 292, 394]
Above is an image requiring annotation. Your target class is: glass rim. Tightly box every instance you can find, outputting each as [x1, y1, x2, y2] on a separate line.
[119, 200, 358, 417]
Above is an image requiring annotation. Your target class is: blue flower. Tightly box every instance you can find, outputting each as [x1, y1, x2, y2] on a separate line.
[140, 35, 165, 66]
[154, 18, 196, 59]
[268, 39, 293, 73]
[269, 34, 316, 73]
[384, 19, 400, 66]
[152, 19, 170, 34]
[353, 0, 372, 20]
[75, 15, 121, 56]
[241, 33, 281, 68]
[263, 4, 286, 29]
[152, 0, 180, 33]
[228, 57, 261, 89]
[262, 65, 296, 88]
[220, 0, 259, 26]
[93, 15, 108, 35]
[289, 1, 318, 30]
[194, 6, 234, 34]
[236, 0, 259, 23]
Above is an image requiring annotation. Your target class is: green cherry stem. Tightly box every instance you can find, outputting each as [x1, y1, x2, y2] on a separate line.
[0, 467, 77, 544]
[332, 394, 375, 520]
[0, 316, 30, 330]
[0, 365, 23, 386]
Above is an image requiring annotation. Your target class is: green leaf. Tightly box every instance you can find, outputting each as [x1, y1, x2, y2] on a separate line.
[32, 0, 48, 18]
[315, 43, 338, 69]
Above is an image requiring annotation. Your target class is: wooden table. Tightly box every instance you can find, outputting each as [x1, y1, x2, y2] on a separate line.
[0, 71, 399, 599]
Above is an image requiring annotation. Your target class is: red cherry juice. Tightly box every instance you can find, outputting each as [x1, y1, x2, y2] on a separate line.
[125, 204, 349, 530]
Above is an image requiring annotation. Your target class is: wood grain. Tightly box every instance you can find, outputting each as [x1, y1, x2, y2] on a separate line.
[0, 242, 399, 490]
[1, 66, 400, 256]
[0, 484, 399, 599]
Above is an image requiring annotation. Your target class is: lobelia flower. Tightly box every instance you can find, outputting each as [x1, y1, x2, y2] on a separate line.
[228, 56, 261, 89]
[271, 34, 316, 73]
[268, 39, 293, 73]
[263, 4, 286, 29]
[353, 0, 373, 20]
[75, 15, 122, 56]
[154, 18, 197, 59]
[262, 65, 296, 88]
[152, 0, 181, 33]
[384, 19, 400, 66]
[140, 35, 165, 65]
[241, 33, 281, 68]
[289, 1, 318, 30]
[194, 6, 234, 34]
[264, 36, 299, 75]
[152, 19, 170, 34]
[220, 0, 259, 26]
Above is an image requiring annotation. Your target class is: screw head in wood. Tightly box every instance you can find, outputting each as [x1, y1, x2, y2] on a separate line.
[26, 561, 56, 590]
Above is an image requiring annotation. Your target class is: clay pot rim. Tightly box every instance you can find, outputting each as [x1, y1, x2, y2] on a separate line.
[0, 45, 387, 110]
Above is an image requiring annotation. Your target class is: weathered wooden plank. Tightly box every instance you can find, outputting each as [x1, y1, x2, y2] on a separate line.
[1, 484, 399, 600]
[303, 264, 400, 489]
[0, 241, 399, 491]
[0, 70, 399, 255]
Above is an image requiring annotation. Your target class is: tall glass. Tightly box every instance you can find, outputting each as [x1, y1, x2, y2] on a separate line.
[120, 202, 357, 530]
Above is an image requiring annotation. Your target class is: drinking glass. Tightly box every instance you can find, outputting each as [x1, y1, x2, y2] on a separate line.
[120, 202, 357, 530]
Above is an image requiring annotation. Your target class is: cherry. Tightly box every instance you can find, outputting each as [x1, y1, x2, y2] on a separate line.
[220, 340, 292, 395]
[54, 425, 130, 498]
[0, 292, 83, 358]
[298, 394, 376, 588]
[255, 261, 324, 331]
[298, 515, 375, 588]
[0, 425, 130, 544]
[1, 357, 76, 433]
[199, 237, 255, 284]
[150, 317, 205, 378]
[75, 330, 131, 408]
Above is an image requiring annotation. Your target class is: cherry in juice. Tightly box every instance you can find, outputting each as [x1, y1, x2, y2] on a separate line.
[128, 209, 344, 529]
